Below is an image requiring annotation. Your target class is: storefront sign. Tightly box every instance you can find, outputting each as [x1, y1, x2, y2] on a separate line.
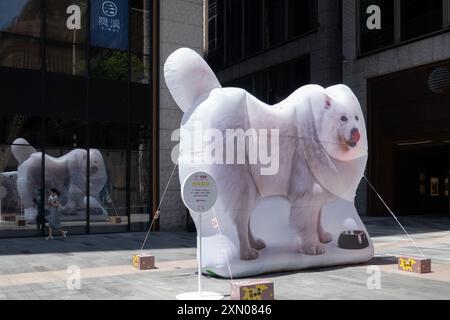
[90, 0, 129, 50]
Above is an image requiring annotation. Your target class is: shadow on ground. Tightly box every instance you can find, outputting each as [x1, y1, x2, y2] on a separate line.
[0, 232, 197, 256]
[362, 215, 450, 237]
[0, 216, 449, 256]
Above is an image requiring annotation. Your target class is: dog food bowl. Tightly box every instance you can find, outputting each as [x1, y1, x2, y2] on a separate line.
[338, 230, 369, 250]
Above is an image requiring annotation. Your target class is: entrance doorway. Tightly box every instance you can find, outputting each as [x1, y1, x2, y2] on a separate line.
[393, 144, 449, 215]
[368, 59, 450, 217]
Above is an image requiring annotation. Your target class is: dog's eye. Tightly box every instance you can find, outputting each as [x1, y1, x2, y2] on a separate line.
[341, 116, 348, 122]
[355, 116, 359, 121]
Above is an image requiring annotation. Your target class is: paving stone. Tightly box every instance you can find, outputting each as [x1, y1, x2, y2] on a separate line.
[0, 218, 449, 299]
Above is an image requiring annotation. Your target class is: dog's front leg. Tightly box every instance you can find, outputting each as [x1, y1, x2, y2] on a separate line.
[290, 204, 325, 255]
[317, 208, 332, 244]
[248, 223, 266, 250]
[234, 210, 259, 260]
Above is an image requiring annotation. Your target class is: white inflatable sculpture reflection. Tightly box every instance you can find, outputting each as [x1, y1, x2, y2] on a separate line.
[0, 172, 19, 213]
[165, 48, 374, 277]
[12, 138, 108, 223]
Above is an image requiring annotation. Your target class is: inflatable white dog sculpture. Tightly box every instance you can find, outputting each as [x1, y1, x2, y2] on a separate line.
[165, 48, 373, 277]
[12, 138, 108, 223]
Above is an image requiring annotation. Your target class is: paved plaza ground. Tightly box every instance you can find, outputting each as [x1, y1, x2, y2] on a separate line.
[0, 216, 449, 300]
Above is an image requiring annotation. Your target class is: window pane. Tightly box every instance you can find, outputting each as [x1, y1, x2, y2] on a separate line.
[46, 0, 87, 44]
[89, 79, 128, 123]
[288, 0, 316, 38]
[46, 44, 86, 76]
[359, 0, 395, 54]
[131, 53, 150, 84]
[254, 71, 267, 102]
[0, 114, 41, 146]
[267, 56, 310, 104]
[131, 0, 151, 55]
[87, 124, 129, 233]
[401, 0, 443, 41]
[0, 0, 41, 37]
[131, 84, 151, 125]
[89, 121, 128, 150]
[90, 48, 128, 81]
[0, 33, 41, 70]
[45, 73, 86, 122]
[207, 0, 225, 69]
[225, 76, 253, 95]
[90, 149, 128, 233]
[130, 149, 151, 232]
[0, 67, 41, 119]
[45, 118, 87, 149]
[209, 21, 216, 52]
[130, 124, 151, 150]
[244, 0, 263, 56]
[277, 56, 310, 101]
[226, 0, 243, 63]
[265, 0, 286, 47]
[44, 147, 88, 234]
[0, 143, 43, 237]
[224, 56, 310, 104]
[0, 145, 25, 231]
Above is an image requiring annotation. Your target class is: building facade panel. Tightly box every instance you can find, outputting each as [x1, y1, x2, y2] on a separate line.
[158, 0, 203, 231]
[343, 0, 450, 216]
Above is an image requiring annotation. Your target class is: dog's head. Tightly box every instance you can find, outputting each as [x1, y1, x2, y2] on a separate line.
[310, 85, 368, 162]
[88, 149, 107, 185]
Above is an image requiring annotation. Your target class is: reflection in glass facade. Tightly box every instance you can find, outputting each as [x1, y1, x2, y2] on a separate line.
[0, 0, 153, 237]
[0, 0, 42, 37]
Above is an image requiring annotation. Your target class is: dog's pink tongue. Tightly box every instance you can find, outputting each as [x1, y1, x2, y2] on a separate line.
[351, 129, 360, 143]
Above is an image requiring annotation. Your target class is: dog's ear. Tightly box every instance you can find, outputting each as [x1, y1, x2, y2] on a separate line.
[309, 89, 334, 112]
[325, 96, 332, 109]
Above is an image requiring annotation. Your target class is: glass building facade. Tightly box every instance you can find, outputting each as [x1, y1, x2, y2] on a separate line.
[207, 0, 318, 69]
[0, 0, 155, 237]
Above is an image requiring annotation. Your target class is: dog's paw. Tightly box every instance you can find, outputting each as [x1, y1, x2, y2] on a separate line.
[319, 231, 332, 244]
[299, 241, 326, 256]
[250, 238, 266, 250]
[240, 248, 259, 260]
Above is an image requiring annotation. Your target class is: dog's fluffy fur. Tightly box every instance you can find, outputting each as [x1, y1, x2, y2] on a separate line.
[165, 48, 367, 261]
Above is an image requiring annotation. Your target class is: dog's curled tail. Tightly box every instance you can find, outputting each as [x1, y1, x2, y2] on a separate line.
[164, 48, 221, 113]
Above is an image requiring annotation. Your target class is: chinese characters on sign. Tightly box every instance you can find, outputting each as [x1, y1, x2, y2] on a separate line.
[242, 285, 269, 301]
[399, 257, 416, 272]
[98, 16, 121, 33]
[90, 0, 129, 51]
[181, 172, 218, 214]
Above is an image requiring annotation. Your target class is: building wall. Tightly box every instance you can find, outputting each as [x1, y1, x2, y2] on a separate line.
[342, 0, 450, 214]
[158, 0, 204, 230]
[215, 0, 343, 88]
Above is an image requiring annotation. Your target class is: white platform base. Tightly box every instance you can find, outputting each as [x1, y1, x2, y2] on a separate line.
[176, 291, 224, 300]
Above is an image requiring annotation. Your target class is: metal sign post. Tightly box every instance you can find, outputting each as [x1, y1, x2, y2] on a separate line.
[176, 172, 223, 300]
